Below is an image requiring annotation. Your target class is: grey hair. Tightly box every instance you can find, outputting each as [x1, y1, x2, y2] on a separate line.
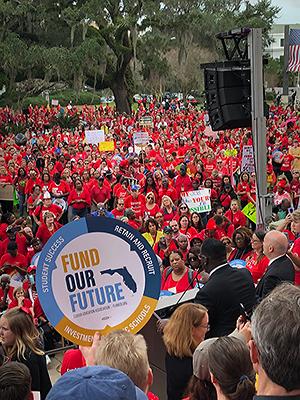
[251, 283, 300, 391]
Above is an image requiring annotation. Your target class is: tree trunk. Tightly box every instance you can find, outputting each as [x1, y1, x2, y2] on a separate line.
[111, 75, 131, 114]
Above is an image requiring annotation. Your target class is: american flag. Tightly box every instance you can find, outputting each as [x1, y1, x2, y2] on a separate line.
[288, 29, 300, 72]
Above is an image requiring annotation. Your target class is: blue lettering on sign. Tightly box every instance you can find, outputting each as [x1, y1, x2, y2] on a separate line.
[69, 283, 125, 312]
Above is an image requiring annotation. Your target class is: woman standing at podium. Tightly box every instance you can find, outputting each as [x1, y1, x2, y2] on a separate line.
[163, 303, 209, 400]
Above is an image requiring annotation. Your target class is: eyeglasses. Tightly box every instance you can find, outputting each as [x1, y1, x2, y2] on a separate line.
[180, 206, 188, 210]
[222, 241, 230, 245]
[199, 323, 210, 330]
[188, 256, 198, 262]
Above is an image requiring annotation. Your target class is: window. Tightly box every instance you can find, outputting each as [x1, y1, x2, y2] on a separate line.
[280, 38, 284, 47]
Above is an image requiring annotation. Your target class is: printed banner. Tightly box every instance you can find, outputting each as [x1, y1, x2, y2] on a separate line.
[241, 145, 255, 174]
[139, 116, 153, 127]
[85, 129, 105, 145]
[0, 184, 14, 201]
[36, 217, 161, 345]
[181, 189, 211, 213]
[242, 202, 256, 224]
[99, 141, 115, 152]
[133, 132, 150, 146]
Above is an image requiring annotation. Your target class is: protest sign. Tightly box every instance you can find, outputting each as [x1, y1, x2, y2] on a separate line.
[36, 217, 161, 346]
[0, 183, 14, 201]
[242, 202, 256, 224]
[181, 189, 211, 213]
[224, 149, 238, 157]
[241, 145, 255, 174]
[133, 132, 150, 146]
[51, 99, 59, 106]
[139, 116, 153, 127]
[85, 130, 105, 145]
[99, 141, 115, 152]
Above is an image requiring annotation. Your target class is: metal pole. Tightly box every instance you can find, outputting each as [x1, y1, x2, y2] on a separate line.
[248, 28, 270, 229]
[283, 25, 290, 96]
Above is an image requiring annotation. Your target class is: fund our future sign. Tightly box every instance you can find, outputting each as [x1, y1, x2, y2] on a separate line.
[181, 189, 211, 213]
[36, 217, 161, 346]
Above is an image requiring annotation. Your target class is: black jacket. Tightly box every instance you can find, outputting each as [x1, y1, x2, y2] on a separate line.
[195, 264, 256, 338]
[255, 255, 295, 301]
[165, 352, 193, 400]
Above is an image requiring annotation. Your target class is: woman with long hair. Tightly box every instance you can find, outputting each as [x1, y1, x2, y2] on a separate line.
[161, 195, 177, 224]
[0, 308, 52, 399]
[246, 231, 269, 283]
[67, 178, 91, 221]
[190, 212, 204, 233]
[143, 192, 160, 219]
[179, 215, 198, 240]
[208, 336, 256, 400]
[142, 217, 163, 248]
[163, 303, 209, 400]
[14, 168, 28, 217]
[237, 172, 251, 209]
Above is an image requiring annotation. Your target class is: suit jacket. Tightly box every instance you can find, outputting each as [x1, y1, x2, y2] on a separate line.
[255, 254, 295, 301]
[195, 264, 256, 338]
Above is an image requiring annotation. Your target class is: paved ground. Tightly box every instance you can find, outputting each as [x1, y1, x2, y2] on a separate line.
[48, 352, 63, 384]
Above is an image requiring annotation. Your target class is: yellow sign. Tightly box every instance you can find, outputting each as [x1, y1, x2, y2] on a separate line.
[99, 141, 115, 152]
[242, 203, 256, 224]
[224, 149, 238, 157]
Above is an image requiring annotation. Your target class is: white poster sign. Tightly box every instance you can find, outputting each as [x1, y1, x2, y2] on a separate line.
[133, 132, 150, 146]
[181, 189, 211, 213]
[241, 145, 255, 174]
[85, 130, 105, 145]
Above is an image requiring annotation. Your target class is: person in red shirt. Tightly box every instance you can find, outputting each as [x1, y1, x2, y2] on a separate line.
[143, 192, 160, 219]
[236, 172, 250, 208]
[153, 226, 178, 264]
[124, 185, 145, 220]
[2, 226, 28, 256]
[8, 286, 33, 311]
[68, 178, 91, 220]
[224, 199, 247, 229]
[286, 210, 300, 286]
[0, 241, 27, 277]
[49, 172, 70, 200]
[174, 164, 193, 198]
[111, 197, 125, 219]
[246, 231, 269, 284]
[178, 215, 198, 240]
[161, 250, 197, 293]
[280, 148, 294, 182]
[158, 177, 178, 204]
[33, 192, 63, 227]
[24, 169, 42, 195]
[90, 176, 111, 209]
[36, 211, 62, 245]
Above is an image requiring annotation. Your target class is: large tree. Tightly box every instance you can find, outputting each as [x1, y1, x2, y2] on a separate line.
[0, 0, 280, 112]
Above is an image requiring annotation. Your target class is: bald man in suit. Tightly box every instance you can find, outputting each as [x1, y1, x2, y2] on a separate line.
[256, 231, 295, 301]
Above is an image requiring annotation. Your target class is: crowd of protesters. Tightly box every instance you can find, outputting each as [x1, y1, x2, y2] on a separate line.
[0, 98, 299, 399]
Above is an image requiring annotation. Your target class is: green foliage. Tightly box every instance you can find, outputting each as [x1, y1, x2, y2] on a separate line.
[0, 0, 280, 112]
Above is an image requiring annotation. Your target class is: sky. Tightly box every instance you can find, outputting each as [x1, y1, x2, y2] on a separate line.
[269, 0, 300, 24]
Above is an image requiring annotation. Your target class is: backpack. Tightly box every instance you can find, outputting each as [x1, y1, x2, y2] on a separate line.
[164, 267, 194, 286]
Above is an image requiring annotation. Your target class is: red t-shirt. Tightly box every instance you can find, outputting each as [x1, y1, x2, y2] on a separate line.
[161, 268, 197, 293]
[0, 253, 28, 274]
[224, 209, 247, 229]
[246, 253, 269, 284]
[124, 194, 146, 218]
[90, 185, 111, 204]
[36, 222, 62, 245]
[290, 237, 300, 285]
[8, 297, 32, 309]
[68, 189, 91, 209]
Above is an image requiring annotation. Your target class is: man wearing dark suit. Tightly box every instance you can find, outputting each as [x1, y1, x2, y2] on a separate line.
[195, 238, 256, 338]
[256, 230, 295, 301]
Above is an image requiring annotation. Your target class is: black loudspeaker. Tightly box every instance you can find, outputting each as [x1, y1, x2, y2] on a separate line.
[203, 61, 252, 131]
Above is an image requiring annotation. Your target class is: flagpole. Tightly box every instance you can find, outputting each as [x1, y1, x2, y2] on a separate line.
[283, 25, 290, 97]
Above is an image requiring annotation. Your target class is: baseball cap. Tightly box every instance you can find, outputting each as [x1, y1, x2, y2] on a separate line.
[47, 366, 147, 400]
[206, 219, 217, 230]
[163, 226, 173, 234]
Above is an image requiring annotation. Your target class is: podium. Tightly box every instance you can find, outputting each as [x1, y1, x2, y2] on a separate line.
[140, 288, 198, 399]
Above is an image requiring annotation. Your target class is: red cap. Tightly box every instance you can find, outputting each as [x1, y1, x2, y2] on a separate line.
[278, 180, 286, 188]
[206, 219, 217, 230]
[61, 349, 86, 375]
